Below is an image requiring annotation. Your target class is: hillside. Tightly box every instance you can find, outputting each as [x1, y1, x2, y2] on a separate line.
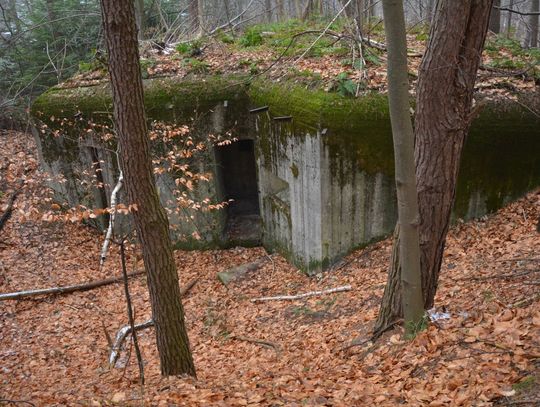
[1, 129, 539, 405]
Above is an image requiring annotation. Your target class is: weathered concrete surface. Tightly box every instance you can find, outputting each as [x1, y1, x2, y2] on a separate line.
[251, 81, 540, 273]
[31, 76, 540, 273]
[31, 77, 252, 247]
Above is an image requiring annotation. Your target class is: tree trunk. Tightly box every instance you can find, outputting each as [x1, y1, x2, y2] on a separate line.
[374, 0, 493, 337]
[100, 0, 196, 377]
[265, 0, 272, 22]
[529, 0, 539, 48]
[134, 0, 145, 40]
[505, 0, 513, 38]
[189, 0, 200, 36]
[426, 0, 434, 23]
[381, 0, 424, 337]
[489, 0, 501, 33]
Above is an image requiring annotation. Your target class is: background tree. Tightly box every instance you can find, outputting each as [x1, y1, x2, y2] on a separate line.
[381, 0, 424, 337]
[490, 0, 501, 33]
[100, 0, 196, 376]
[374, 0, 493, 337]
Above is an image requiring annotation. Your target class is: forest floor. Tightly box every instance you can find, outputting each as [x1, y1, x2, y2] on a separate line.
[1, 130, 539, 406]
[62, 21, 539, 104]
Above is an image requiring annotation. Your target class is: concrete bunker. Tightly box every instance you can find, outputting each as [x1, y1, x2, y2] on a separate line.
[31, 76, 540, 274]
[214, 139, 261, 244]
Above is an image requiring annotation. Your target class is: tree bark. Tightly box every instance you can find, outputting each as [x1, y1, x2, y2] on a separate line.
[100, 0, 196, 377]
[374, 0, 493, 337]
[134, 0, 145, 40]
[505, 0, 513, 38]
[489, 0, 501, 33]
[189, 0, 201, 36]
[381, 0, 424, 337]
[529, 0, 539, 47]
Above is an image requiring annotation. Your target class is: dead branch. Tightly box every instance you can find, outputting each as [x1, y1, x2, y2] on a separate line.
[0, 183, 23, 233]
[0, 399, 36, 407]
[0, 270, 145, 301]
[497, 257, 540, 263]
[120, 241, 144, 384]
[296, 0, 352, 63]
[511, 293, 540, 308]
[99, 170, 123, 269]
[109, 319, 153, 368]
[229, 335, 280, 351]
[108, 277, 198, 368]
[462, 268, 540, 281]
[251, 285, 352, 303]
[494, 6, 540, 16]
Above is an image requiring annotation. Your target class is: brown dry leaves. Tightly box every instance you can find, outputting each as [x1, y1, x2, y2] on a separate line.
[1, 130, 539, 406]
[60, 31, 538, 103]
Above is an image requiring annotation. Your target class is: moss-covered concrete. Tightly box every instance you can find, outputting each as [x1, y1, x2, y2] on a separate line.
[31, 74, 540, 272]
[32, 75, 250, 126]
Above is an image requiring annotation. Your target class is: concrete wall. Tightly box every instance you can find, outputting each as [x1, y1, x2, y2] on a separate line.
[32, 77, 540, 273]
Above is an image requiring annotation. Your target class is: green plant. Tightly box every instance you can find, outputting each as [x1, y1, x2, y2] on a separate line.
[215, 29, 234, 44]
[512, 376, 536, 394]
[405, 313, 429, 339]
[240, 27, 264, 47]
[176, 40, 203, 55]
[335, 72, 356, 97]
[183, 58, 209, 74]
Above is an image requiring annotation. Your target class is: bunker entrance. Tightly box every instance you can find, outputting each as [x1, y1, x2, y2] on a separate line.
[215, 139, 261, 244]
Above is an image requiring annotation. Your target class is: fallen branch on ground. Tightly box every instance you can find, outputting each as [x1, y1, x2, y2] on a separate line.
[251, 285, 352, 303]
[108, 278, 198, 368]
[0, 184, 23, 233]
[229, 335, 280, 352]
[511, 292, 540, 308]
[0, 270, 145, 301]
[462, 268, 540, 281]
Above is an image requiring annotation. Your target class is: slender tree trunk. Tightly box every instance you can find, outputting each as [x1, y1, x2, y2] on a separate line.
[295, 0, 302, 18]
[529, 0, 539, 47]
[374, 0, 493, 337]
[489, 0, 501, 33]
[189, 0, 200, 36]
[100, 0, 196, 377]
[426, 0, 434, 23]
[381, 0, 424, 337]
[505, 0, 513, 38]
[265, 0, 272, 21]
[134, 0, 145, 40]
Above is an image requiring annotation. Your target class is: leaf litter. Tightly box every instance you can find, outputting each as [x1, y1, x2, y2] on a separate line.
[1, 131, 539, 405]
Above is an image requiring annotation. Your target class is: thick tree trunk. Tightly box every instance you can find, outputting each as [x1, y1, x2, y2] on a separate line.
[374, 0, 493, 337]
[381, 0, 424, 337]
[489, 0, 501, 33]
[100, 0, 196, 377]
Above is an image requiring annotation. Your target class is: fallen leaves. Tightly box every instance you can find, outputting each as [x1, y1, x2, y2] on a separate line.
[1, 130, 539, 405]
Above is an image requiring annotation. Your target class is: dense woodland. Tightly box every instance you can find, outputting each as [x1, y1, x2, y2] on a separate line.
[1, 0, 540, 405]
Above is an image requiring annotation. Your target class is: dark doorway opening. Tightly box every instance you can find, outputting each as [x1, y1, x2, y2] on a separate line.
[215, 139, 261, 244]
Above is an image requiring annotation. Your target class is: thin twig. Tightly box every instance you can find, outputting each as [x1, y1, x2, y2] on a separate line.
[120, 241, 144, 385]
[251, 285, 352, 302]
[296, 0, 353, 63]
